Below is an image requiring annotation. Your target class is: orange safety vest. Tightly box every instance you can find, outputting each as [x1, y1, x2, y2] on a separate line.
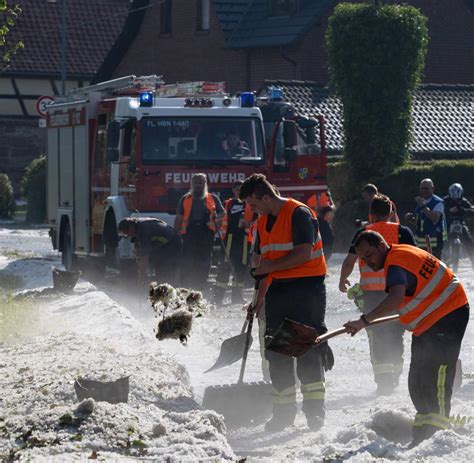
[221, 199, 253, 238]
[179, 193, 217, 235]
[307, 191, 332, 217]
[257, 198, 327, 281]
[384, 244, 468, 336]
[359, 222, 400, 291]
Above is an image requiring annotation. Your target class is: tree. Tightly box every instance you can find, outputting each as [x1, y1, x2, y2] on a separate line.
[21, 155, 46, 223]
[326, 2, 428, 186]
[0, 0, 23, 65]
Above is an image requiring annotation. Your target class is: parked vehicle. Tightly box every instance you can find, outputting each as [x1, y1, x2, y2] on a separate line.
[46, 76, 330, 272]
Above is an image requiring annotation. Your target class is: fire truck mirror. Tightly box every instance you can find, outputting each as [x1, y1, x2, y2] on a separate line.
[284, 147, 297, 163]
[282, 120, 297, 149]
[107, 121, 120, 149]
[107, 148, 120, 163]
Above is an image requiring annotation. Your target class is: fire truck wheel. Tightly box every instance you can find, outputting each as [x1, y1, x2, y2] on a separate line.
[61, 222, 76, 271]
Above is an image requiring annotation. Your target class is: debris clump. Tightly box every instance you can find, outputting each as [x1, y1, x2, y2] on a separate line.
[149, 283, 207, 344]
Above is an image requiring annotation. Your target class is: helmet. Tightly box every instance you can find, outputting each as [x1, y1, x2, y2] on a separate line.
[448, 183, 463, 199]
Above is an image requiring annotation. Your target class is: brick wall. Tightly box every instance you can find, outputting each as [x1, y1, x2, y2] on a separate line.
[114, 1, 248, 92]
[114, 0, 473, 90]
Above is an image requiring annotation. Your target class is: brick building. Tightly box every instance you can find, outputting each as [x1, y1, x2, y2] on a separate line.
[0, 0, 131, 193]
[99, 0, 474, 92]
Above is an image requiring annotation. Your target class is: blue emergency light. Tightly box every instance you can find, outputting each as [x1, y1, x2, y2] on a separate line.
[139, 91, 154, 107]
[240, 92, 255, 108]
[268, 87, 283, 102]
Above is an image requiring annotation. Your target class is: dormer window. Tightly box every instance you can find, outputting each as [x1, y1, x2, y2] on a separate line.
[269, 0, 298, 17]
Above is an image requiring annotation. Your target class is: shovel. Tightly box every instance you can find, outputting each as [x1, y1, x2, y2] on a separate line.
[202, 314, 272, 426]
[266, 315, 400, 357]
[204, 319, 252, 373]
[204, 284, 261, 373]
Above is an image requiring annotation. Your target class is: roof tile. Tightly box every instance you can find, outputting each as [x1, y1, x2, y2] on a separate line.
[2, 0, 130, 77]
[260, 80, 474, 156]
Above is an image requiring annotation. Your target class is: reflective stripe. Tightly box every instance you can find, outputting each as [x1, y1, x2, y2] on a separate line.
[373, 363, 398, 375]
[416, 236, 438, 247]
[301, 382, 325, 401]
[225, 233, 233, 256]
[437, 365, 447, 417]
[271, 385, 296, 405]
[260, 242, 294, 254]
[405, 277, 460, 330]
[311, 248, 324, 259]
[360, 277, 386, 286]
[413, 412, 450, 429]
[399, 263, 448, 316]
[214, 281, 228, 289]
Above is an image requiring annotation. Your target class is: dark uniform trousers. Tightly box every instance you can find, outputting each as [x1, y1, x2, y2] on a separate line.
[362, 291, 405, 388]
[180, 223, 214, 291]
[265, 277, 327, 418]
[409, 304, 469, 442]
[214, 232, 248, 303]
[149, 237, 181, 287]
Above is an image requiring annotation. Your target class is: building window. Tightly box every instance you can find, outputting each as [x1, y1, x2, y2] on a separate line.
[269, 0, 297, 17]
[197, 0, 210, 31]
[160, 0, 172, 34]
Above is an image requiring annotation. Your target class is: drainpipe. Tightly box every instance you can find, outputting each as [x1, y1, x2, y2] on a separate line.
[279, 46, 297, 79]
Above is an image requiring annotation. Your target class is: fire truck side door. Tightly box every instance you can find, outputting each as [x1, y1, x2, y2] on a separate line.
[73, 122, 90, 253]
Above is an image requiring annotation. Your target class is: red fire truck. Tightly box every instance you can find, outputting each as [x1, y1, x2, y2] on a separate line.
[46, 75, 329, 272]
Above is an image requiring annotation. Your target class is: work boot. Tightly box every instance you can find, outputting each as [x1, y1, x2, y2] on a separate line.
[264, 404, 296, 432]
[302, 399, 325, 431]
[375, 375, 396, 396]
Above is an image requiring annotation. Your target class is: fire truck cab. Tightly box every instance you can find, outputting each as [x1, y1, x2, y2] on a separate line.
[46, 76, 329, 272]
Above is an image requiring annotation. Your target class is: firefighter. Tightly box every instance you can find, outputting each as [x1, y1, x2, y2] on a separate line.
[405, 178, 446, 259]
[240, 174, 332, 432]
[117, 217, 180, 286]
[339, 195, 416, 395]
[306, 190, 334, 217]
[213, 180, 255, 305]
[361, 184, 399, 223]
[174, 173, 224, 291]
[344, 231, 469, 446]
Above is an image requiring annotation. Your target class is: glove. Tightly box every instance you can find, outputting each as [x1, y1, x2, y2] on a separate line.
[320, 343, 335, 372]
[347, 283, 364, 312]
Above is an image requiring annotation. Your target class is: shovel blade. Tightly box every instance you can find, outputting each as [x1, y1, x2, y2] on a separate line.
[265, 318, 320, 357]
[202, 381, 272, 427]
[204, 333, 253, 373]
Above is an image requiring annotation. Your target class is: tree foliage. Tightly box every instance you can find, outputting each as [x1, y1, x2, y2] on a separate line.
[0, 0, 23, 64]
[21, 155, 46, 223]
[326, 3, 428, 185]
[0, 172, 15, 218]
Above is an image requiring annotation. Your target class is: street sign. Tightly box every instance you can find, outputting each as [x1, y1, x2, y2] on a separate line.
[36, 96, 54, 117]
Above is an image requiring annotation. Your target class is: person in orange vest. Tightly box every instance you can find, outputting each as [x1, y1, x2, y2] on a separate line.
[339, 195, 416, 395]
[344, 231, 469, 447]
[306, 190, 334, 216]
[361, 184, 399, 223]
[174, 173, 224, 291]
[239, 173, 333, 432]
[213, 180, 255, 305]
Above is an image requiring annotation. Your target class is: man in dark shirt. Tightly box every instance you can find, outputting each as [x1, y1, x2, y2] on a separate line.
[174, 173, 224, 290]
[443, 183, 474, 266]
[118, 217, 180, 285]
[240, 174, 331, 432]
[339, 195, 416, 394]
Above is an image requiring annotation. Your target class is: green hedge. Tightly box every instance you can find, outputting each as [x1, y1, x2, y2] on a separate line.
[0, 173, 15, 218]
[21, 155, 46, 223]
[326, 2, 428, 183]
[329, 159, 474, 249]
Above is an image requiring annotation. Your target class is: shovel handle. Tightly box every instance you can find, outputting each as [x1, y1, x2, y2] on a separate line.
[315, 314, 400, 344]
